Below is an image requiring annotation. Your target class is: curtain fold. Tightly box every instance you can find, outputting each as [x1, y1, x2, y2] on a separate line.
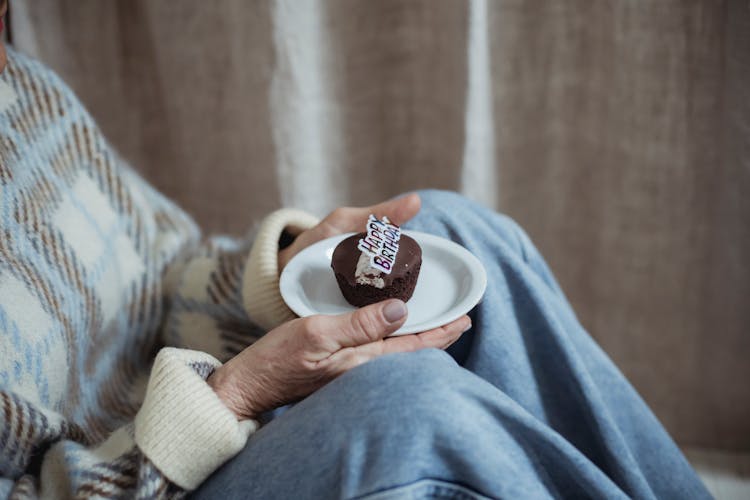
[10, 0, 749, 450]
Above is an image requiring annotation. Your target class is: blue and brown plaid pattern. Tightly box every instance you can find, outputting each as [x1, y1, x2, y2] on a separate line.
[0, 48, 259, 498]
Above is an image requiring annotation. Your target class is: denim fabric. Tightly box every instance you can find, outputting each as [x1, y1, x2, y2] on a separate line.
[193, 190, 710, 500]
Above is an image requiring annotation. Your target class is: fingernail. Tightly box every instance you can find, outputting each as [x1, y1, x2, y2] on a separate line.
[383, 300, 407, 323]
[461, 320, 472, 333]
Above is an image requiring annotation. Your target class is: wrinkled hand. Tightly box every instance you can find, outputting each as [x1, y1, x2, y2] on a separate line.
[208, 299, 470, 420]
[208, 192, 468, 420]
[278, 193, 422, 272]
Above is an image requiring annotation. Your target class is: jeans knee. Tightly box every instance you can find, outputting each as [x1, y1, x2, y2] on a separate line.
[415, 189, 519, 233]
[416, 189, 474, 214]
[352, 348, 457, 387]
[409, 190, 525, 253]
[408, 190, 478, 237]
[337, 349, 474, 426]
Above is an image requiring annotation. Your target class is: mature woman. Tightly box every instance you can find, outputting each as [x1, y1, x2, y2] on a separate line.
[0, 2, 709, 498]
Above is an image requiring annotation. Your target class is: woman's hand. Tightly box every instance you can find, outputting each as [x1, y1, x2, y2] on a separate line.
[209, 192, 465, 420]
[208, 299, 470, 420]
[278, 193, 422, 272]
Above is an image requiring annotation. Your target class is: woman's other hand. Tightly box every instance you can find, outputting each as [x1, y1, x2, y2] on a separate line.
[207, 299, 470, 420]
[277, 193, 422, 272]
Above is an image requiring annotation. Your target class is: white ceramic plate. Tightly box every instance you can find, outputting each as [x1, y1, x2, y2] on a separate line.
[279, 231, 487, 335]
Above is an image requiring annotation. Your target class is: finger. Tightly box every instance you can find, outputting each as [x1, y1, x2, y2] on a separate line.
[281, 193, 422, 269]
[325, 193, 422, 233]
[314, 299, 409, 350]
[380, 315, 470, 354]
[280, 192, 421, 274]
[366, 192, 421, 226]
[349, 315, 471, 362]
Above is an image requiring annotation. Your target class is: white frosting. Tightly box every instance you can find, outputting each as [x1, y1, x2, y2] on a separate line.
[355, 252, 385, 289]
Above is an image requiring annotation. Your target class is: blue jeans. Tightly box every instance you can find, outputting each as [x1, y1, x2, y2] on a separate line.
[193, 190, 709, 499]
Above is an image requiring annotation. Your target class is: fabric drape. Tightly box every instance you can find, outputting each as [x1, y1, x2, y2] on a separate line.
[9, 0, 749, 450]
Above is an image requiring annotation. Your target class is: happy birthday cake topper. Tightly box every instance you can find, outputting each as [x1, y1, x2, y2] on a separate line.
[357, 214, 401, 274]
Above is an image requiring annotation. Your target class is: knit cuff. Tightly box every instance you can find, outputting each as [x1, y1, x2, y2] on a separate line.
[134, 348, 258, 491]
[243, 208, 319, 330]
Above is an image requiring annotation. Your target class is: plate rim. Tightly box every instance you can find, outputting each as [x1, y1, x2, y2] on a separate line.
[279, 230, 487, 335]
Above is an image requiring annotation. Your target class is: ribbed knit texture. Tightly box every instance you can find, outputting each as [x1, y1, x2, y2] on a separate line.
[244, 208, 320, 330]
[0, 48, 316, 498]
[134, 349, 258, 490]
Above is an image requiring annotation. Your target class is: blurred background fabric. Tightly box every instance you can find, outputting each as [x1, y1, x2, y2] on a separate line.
[9, 0, 749, 452]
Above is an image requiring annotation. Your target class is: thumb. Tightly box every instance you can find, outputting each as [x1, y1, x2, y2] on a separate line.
[368, 192, 421, 226]
[325, 299, 408, 349]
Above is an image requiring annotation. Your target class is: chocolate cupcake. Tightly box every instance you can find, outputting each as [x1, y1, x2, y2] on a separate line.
[331, 216, 422, 307]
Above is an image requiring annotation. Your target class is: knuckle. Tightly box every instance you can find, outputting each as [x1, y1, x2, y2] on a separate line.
[328, 207, 350, 222]
[317, 221, 339, 239]
[337, 350, 369, 372]
[299, 357, 322, 375]
[300, 316, 325, 342]
[348, 353, 370, 369]
[350, 308, 384, 341]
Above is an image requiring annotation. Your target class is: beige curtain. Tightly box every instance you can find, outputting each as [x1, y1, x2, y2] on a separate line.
[10, 0, 749, 450]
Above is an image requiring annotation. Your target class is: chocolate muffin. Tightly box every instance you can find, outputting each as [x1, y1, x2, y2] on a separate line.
[331, 232, 422, 307]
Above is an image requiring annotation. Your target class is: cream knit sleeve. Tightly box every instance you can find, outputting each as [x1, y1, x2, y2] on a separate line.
[134, 348, 258, 490]
[160, 208, 318, 362]
[135, 210, 317, 490]
[243, 208, 320, 330]
[1, 348, 256, 496]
